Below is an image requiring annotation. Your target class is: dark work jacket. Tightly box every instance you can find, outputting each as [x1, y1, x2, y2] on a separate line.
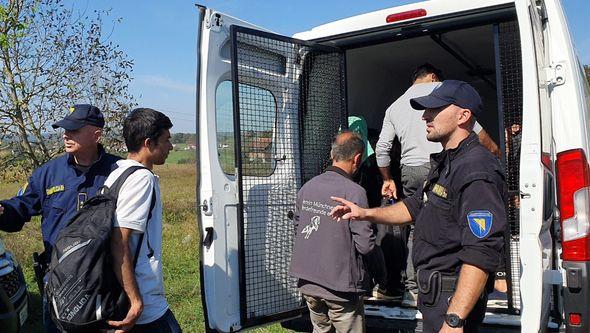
[403, 132, 507, 275]
[0, 145, 121, 254]
[289, 166, 377, 294]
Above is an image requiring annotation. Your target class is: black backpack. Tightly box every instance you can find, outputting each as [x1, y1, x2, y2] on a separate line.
[45, 165, 155, 332]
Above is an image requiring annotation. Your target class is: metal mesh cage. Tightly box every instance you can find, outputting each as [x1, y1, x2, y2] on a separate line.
[231, 26, 346, 324]
[497, 19, 523, 312]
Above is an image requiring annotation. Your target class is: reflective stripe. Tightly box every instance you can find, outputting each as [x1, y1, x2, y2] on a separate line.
[95, 294, 102, 320]
[58, 239, 92, 263]
[52, 297, 60, 320]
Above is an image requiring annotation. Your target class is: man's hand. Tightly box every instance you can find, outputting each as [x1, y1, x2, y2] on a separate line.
[107, 300, 143, 333]
[330, 197, 366, 221]
[381, 179, 397, 199]
[439, 322, 463, 333]
[0, 204, 4, 216]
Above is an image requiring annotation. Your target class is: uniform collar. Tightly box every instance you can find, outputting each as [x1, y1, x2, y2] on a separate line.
[67, 144, 106, 170]
[430, 132, 479, 177]
[326, 165, 353, 180]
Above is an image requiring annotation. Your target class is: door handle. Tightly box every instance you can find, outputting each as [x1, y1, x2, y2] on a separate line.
[203, 227, 214, 248]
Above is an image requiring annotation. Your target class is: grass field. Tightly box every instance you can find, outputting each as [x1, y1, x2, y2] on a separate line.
[0, 163, 291, 332]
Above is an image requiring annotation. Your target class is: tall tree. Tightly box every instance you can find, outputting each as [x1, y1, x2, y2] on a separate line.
[585, 64, 590, 84]
[0, 0, 134, 172]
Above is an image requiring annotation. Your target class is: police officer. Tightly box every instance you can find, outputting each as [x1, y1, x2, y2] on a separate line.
[0, 104, 121, 333]
[330, 80, 506, 332]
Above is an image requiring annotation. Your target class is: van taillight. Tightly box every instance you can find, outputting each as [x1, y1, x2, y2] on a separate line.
[386, 9, 427, 23]
[556, 149, 590, 261]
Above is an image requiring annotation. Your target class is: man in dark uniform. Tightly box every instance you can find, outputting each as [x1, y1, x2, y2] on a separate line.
[0, 104, 121, 332]
[330, 80, 506, 332]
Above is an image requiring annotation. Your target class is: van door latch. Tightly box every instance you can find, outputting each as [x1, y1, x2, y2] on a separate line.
[545, 61, 566, 87]
[201, 197, 213, 216]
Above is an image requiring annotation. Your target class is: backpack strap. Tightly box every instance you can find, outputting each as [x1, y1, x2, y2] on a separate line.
[108, 165, 157, 265]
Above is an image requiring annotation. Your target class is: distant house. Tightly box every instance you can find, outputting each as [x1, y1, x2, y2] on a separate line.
[185, 144, 197, 150]
[246, 136, 272, 162]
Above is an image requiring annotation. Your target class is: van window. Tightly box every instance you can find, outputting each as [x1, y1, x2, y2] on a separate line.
[215, 80, 277, 176]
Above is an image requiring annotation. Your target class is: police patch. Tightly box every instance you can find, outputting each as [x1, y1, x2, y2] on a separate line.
[467, 210, 493, 238]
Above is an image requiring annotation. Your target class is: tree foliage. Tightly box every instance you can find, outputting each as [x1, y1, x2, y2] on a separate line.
[0, 0, 134, 175]
[585, 64, 590, 84]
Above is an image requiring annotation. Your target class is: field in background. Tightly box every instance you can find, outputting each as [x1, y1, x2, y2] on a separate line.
[0, 163, 291, 332]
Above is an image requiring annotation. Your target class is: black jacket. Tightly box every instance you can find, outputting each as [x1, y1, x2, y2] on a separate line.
[403, 132, 507, 274]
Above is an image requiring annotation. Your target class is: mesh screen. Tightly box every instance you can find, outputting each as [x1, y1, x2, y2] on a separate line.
[232, 27, 345, 322]
[498, 20, 523, 311]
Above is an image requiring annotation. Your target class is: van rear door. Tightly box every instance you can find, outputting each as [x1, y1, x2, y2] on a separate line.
[514, 0, 557, 331]
[197, 8, 347, 332]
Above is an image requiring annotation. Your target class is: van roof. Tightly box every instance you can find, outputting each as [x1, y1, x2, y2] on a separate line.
[293, 0, 514, 40]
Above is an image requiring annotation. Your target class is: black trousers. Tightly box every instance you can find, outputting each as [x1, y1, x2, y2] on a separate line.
[418, 290, 488, 333]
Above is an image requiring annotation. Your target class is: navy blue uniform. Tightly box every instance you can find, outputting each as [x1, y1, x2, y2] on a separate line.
[403, 132, 507, 332]
[0, 145, 120, 254]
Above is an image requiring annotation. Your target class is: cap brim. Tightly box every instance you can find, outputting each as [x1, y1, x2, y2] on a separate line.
[410, 95, 451, 110]
[52, 119, 85, 131]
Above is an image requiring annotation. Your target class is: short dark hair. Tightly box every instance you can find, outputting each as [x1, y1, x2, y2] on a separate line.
[123, 108, 173, 153]
[330, 130, 365, 162]
[412, 63, 444, 83]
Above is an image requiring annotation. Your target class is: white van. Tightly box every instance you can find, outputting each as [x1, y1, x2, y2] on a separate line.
[196, 0, 590, 332]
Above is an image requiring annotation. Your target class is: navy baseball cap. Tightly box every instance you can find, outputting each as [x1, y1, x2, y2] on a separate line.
[410, 80, 483, 116]
[52, 104, 105, 130]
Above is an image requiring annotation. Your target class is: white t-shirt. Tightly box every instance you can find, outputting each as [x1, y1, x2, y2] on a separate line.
[104, 159, 168, 324]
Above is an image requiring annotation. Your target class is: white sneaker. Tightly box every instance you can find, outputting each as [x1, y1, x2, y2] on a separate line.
[401, 290, 417, 307]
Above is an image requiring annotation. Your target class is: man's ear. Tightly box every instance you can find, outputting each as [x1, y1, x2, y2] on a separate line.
[143, 137, 152, 149]
[458, 108, 472, 127]
[94, 129, 103, 143]
[353, 152, 362, 167]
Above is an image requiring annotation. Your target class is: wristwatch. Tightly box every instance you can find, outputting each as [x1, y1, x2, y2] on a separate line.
[444, 313, 466, 328]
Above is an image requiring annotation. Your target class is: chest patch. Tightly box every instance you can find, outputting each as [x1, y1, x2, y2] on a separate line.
[467, 210, 493, 239]
[432, 183, 448, 198]
[46, 185, 65, 196]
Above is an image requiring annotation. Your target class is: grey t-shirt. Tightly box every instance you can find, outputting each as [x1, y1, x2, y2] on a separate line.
[375, 82, 482, 167]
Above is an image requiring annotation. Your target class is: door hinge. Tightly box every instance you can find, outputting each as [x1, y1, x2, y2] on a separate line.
[544, 61, 566, 87]
[205, 12, 223, 31]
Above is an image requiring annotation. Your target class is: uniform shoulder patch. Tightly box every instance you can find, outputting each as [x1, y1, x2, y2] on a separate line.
[467, 210, 493, 238]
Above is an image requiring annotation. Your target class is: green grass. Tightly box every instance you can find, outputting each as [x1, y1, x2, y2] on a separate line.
[0, 164, 293, 332]
[167, 149, 196, 164]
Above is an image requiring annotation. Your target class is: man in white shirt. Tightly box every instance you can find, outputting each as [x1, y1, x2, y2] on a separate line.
[105, 108, 180, 333]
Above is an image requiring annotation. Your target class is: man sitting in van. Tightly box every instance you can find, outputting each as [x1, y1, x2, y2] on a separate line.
[289, 131, 378, 332]
[375, 63, 499, 306]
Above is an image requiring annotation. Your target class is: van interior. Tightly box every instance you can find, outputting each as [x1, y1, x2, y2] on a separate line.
[332, 17, 526, 322]
[301, 12, 529, 324]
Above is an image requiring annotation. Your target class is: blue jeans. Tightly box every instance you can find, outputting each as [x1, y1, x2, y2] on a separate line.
[129, 309, 182, 333]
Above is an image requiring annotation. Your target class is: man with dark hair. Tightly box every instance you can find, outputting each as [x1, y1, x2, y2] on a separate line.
[0, 104, 120, 333]
[331, 81, 507, 332]
[104, 108, 181, 333]
[375, 64, 499, 305]
[289, 131, 378, 332]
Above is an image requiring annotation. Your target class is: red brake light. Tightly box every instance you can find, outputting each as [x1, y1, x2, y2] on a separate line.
[556, 149, 590, 261]
[569, 313, 582, 326]
[386, 9, 427, 23]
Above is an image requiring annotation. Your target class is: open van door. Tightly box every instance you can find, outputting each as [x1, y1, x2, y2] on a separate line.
[514, 0, 558, 331]
[196, 7, 347, 332]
